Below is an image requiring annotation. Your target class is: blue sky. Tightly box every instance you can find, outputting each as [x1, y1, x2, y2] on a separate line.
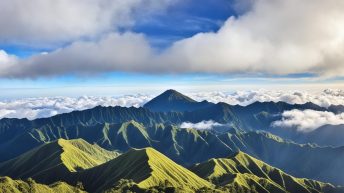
[0, 0, 343, 99]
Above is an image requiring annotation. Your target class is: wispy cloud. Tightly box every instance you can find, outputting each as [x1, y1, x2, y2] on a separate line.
[272, 109, 344, 132]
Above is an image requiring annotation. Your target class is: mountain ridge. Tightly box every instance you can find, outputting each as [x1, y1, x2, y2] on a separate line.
[0, 138, 119, 184]
[191, 151, 341, 193]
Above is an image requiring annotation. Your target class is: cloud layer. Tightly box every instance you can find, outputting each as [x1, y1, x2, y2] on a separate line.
[1, 89, 343, 120]
[180, 120, 222, 130]
[1, 0, 343, 78]
[189, 89, 344, 108]
[272, 109, 344, 132]
[0, 95, 151, 120]
[0, 0, 172, 45]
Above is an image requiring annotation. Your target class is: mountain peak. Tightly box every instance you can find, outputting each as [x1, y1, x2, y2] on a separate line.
[143, 89, 213, 112]
[158, 89, 196, 102]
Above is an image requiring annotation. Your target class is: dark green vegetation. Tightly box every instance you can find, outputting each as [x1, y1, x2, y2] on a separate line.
[0, 176, 85, 193]
[0, 90, 344, 192]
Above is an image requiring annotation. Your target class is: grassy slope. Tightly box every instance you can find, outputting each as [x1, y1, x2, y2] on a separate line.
[0, 176, 85, 193]
[191, 151, 338, 193]
[0, 138, 119, 183]
[219, 131, 344, 185]
[76, 147, 213, 192]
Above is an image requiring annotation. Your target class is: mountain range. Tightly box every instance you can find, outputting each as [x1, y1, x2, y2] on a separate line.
[0, 89, 343, 192]
[1, 138, 342, 193]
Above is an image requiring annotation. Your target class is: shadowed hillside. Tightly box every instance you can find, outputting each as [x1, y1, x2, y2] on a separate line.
[191, 151, 341, 193]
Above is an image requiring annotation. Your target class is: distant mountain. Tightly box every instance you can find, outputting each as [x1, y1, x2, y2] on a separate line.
[0, 120, 233, 165]
[74, 147, 213, 192]
[191, 151, 341, 193]
[0, 91, 339, 149]
[269, 124, 344, 147]
[0, 139, 119, 183]
[0, 176, 85, 193]
[143, 89, 214, 112]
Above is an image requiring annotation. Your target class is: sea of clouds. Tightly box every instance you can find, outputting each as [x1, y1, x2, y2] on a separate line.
[272, 109, 344, 132]
[0, 95, 151, 120]
[1, 89, 344, 120]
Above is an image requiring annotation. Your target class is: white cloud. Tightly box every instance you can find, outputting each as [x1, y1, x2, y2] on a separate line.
[0, 95, 151, 120]
[2, 33, 155, 78]
[0, 0, 173, 46]
[1, 0, 344, 78]
[272, 109, 344, 132]
[180, 120, 222, 130]
[1, 89, 344, 120]
[0, 50, 17, 76]
[163, 0, 344, 76]
[189, 89, 344, 108]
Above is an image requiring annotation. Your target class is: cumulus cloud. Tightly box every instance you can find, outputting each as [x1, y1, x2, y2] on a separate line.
[1, 0, 344, 78]
[1, 33, 156, 78]
[272, 109, 344, 132]
[163, 0, 344, 76]
[0, 95, 151, 120]
[180, 120, 222, 130]
[0, 0, 172, 45]
[0, 50, 18, 76]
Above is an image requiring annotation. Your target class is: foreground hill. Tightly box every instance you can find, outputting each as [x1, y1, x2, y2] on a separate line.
[218, 131, 344, 185]
[73, 147, 213, 192]
[0, 176, 85, 193]
[2, 144, 341, 193]
[0, 139, 119, 184]
[191, 151, 341, 193]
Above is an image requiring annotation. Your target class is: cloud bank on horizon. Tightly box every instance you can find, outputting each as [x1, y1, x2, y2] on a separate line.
[1, 89, 344, 120]
[273, 109, 344, 132]
[0, 0, 343, 78]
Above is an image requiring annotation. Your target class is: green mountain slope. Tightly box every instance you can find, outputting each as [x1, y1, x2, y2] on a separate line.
[2, 118, 344, 186]
[219, 131, 344, 185]
[0, 176, 85, 193]
[191, 151, 341, 193]
[74, 147, 213, 192]
[0, 138, 119, 184]
[26, 121, 233, 166]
